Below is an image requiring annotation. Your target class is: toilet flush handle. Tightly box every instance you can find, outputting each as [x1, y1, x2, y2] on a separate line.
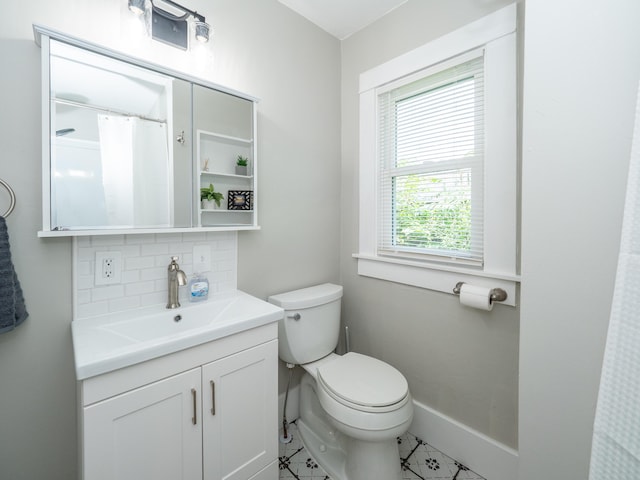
[287, 313, 301, 321]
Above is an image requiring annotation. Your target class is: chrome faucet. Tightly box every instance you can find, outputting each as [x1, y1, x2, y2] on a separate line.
[167, 256, 187, 309]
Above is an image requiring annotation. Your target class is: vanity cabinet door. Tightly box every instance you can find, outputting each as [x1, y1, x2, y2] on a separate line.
[82, 368, 202, 480]
[202, 340, 278, 480]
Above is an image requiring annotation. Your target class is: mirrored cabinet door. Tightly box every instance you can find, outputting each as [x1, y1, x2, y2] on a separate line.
[193, 85, 256, 228]
[35, 25, 258, 236]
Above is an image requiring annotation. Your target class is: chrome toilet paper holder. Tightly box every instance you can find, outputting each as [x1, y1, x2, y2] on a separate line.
[453, 282, 508, 303]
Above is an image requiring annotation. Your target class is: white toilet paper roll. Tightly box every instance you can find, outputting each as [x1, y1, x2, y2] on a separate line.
[459, 283, 493, 311]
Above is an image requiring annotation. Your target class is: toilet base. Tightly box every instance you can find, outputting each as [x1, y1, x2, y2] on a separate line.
[297, 373, 404, 480]
[345, 436, 403, 480]
[297, 418, 347, 480]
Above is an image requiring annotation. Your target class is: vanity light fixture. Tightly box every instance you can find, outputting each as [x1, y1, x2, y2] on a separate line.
[128, 0, 211, 50]
[194, 21, 210, 43]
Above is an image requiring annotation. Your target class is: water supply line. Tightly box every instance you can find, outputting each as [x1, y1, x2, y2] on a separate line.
[279, 363, 295, 444]
[345, 325, 351, 353]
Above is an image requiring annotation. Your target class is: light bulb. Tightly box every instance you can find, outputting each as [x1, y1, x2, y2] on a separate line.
[194, 21, 210, 43]
[128, 0, 145, 16]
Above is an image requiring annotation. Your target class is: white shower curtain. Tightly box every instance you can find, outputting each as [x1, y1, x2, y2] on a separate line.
[98, 115, 135, 227]
[98, 115, 171, 228]
[131, 118, 171, 227]
[589, 84, 640, 477]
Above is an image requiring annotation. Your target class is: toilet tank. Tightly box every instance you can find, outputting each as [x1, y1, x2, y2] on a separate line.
[268, 283, 343, 365]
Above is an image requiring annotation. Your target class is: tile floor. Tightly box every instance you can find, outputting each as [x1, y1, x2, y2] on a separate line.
[278, 422, 485, 480]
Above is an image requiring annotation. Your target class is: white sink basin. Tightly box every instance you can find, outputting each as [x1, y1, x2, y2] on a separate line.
[100, 297, 234, 342]
[71, 290, 284, 380]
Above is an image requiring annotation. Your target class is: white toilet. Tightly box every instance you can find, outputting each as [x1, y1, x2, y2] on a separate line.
[269, 283, 413, 480]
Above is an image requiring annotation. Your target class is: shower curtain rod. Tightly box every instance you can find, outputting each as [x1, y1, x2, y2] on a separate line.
[53, 98, 167, 124]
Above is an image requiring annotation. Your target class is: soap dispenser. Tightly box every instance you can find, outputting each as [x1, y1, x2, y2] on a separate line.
[188, 273, 209, 302]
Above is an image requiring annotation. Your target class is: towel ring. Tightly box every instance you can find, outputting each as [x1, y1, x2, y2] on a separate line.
[0, 178, 16, 218]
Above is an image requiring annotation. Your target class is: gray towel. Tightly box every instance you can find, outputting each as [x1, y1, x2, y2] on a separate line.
[0, 216, 28, 334]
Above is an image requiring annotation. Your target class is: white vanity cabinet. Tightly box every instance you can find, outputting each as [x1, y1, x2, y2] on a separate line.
[83, 368, 203, 479]
[78, 325, 278, 480]
[202, 342, 277, 480]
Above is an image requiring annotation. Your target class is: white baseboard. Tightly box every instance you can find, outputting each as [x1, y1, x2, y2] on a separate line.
[409, 399, 518, 480]
[278, 388, 518, 480]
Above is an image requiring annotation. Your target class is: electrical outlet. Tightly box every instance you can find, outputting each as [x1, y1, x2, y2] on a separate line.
[94, 251, 122, 286]
[193, 245, 211, 272]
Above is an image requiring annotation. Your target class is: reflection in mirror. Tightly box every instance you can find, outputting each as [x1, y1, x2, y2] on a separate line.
[49, 39, 187, 230]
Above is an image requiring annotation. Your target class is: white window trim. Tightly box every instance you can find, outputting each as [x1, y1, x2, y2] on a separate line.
[355, 4, 519, 305]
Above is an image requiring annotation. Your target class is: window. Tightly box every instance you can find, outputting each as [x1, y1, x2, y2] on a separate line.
[378, 53, 485, 265]
[356, 5, 519, 302]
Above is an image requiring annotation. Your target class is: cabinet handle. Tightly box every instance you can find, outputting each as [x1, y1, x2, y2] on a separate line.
[191, 388, 197, 425]
[210, 381, 216, 416]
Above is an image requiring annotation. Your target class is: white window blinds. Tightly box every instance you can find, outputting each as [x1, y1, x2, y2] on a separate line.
[377, 53, 485, 264]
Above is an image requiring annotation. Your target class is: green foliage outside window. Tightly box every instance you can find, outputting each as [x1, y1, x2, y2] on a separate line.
[393, 173, 472, 252]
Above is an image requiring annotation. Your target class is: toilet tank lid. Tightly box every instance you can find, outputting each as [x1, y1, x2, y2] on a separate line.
[268, 283, 343, 309]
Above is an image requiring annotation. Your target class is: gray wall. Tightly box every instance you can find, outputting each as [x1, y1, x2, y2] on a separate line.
[340, 0, 520, 448]
[0, 31, 76, 480]
[519, 0, 640, 478]
[0, 1, 340, 479]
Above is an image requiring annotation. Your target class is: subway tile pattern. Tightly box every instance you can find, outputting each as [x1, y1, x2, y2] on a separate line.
[73, 231, 237, 319]
[279, 422, 485, 480]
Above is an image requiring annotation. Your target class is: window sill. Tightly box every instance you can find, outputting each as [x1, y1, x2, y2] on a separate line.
[353, 253, 519, 307]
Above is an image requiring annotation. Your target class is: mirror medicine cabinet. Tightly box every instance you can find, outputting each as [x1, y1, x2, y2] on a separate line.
[34, 25, 259, 237]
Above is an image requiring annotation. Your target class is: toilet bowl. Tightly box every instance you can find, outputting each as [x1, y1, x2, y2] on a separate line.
[315, 352, 413, 437]
[268, 284, 414, 480]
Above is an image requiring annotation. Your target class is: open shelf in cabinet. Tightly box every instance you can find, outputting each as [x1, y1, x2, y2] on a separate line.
[197, 130, 256, 228]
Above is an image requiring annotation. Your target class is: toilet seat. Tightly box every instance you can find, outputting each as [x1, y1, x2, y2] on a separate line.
[317, 352, 409, 414]
[313, 353, 414, 433]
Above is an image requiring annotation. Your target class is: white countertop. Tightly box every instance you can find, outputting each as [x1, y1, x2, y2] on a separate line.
[71, 290, 283, 380]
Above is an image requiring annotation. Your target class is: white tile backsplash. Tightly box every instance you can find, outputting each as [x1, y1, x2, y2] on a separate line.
[73, 231, 237, 320]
